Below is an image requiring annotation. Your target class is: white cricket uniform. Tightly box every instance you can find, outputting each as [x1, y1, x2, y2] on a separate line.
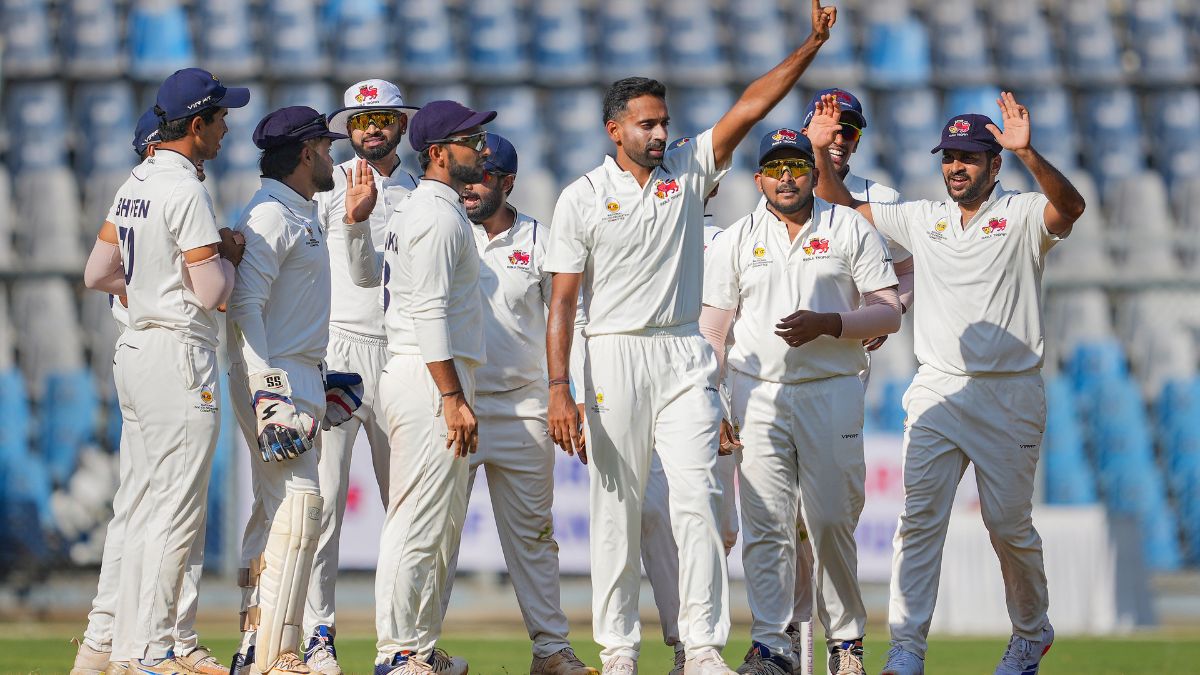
[227, 178, 331, 642]
[544, 128, 731, 662]
[640, 215, 739, 652]
[871, 183, 1062, 657]
[305, 158, 419, 636]
[107, 150, 223, 662]
[705, 200, 896, 654]
[375, 178, 483, 664]
[84, 296, 205, 659]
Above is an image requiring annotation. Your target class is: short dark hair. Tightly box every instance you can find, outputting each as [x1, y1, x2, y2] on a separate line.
[259, 140, 306, 181]
[156, 106, 221, 143]
[603, 77, 667, 123]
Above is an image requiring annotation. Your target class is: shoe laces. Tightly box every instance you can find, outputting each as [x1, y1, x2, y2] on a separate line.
[885, 645, 921, 668]
[187, 647, 222, 668]
[427, 648, 455, 669]
[305, 628, 337, 661]
[999, 635, 1035, 670]
[274, 652, 308, 671]
[603, 659, 635, 675]
[557, 648, 587, 667]
[832, 641, 865, 675]
[674, 648, 686, 669]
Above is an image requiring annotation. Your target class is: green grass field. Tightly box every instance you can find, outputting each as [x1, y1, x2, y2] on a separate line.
[5, 623, 1200, 675]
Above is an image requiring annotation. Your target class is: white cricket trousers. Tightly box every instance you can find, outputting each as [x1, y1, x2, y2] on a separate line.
[640, 451, 738, 649]
[440, 380, 573, 658]
[84, 348, 203, 656]
[111, 327, 220, 661]
[229, 358, 324, 628]
[731, 370, 867, 655]
[375, 355, 476, 664]
[583, 325, 729, 663]
[889, 367, 1049, 658]
[306, 327, 391, 635]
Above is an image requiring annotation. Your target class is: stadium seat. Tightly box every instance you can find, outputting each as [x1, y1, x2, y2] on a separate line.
[396, 0, 465, 84]
[13, 167, 85, 269]
[729, 2, 788, 83]
[708, 168, 764, 229]
[0, 445, 54, 574]
[804, 7, 863, 89]
[1059, 0, 1125, 86]
[598, 0, 662, 82]
[329, 0, 392, 82]
[871, 377, 910, 434]
[270, 82, 336, 117]
[1015, 88, 1078, 171]
[1044, 170, 1111, 283]
[1, 0, 58, 78]
[743, 90, 808, 171]
[942, 87, 1002, 128]
[197, 0, 263, 80]
[546, 88, 608, 180]
[530, 0, 595, 86]
[877, 89, 939, 161]
[216, 170, 263, 227]
[212, 83, 269, 175]
[672, 87, 734, 141]
[1044, 289, 1114, 366]
[72, 83, 138, 176]
[660, 1, 729, 86]
[1105, 172, 1181, 278]
[990, 0, 1061, 86]
[927, 5, 994, 86]
[11, 280, 86, 399]
[476, 87, 546, 172]
[82, 167, 137, 242]
[465, 0, 531, 83]
[508, 168, 558, 227]
[863, 15, 931, 90]
[128, 0, 196, 82]
[1128, 0, 1196, 87]
[40, 369, 99, 488]
[1065, 339, 1127, 397]
[80, 292, 123, 399]
[61, 0, 126, 78]
[1147, 88, 1200, 183]
[0, 369, 29, 454]
[0, 168, 13, 268]
[264, 0, 330, 79]
[5, 81, 69, 172]
[1080, 89, 1145, 191]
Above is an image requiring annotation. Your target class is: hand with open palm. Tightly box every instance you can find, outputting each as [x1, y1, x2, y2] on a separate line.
[986, 91, 1032, 153]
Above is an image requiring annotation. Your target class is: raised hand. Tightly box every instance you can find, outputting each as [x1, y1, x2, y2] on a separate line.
[343, 159, 378, 225]
[806, 93, 843, 151]
[986, 91, 1032, 152]
[811, 0, 838, 42]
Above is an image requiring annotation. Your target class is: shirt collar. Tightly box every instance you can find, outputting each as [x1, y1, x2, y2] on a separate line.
[150, 149, 202, 178]
[260, 177, 314, 211]
[418, 177, 464, 204]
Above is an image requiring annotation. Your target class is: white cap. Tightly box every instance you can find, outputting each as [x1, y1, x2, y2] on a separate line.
[326, 79, 420, 132]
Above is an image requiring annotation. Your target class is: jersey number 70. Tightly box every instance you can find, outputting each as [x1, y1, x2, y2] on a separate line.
[117, 225, 136, 284]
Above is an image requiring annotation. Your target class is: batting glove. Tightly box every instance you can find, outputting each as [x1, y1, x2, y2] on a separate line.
[249, 368, 318, 462]
[322, 370, 364, 430]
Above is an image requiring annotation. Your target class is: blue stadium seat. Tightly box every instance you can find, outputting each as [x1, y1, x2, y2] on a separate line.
[530, 0, 594, 86]
[197, 0, 262, 80]
[1147, 88, 1200, 183]
[547, 88, 608, 180]
[5, 81, 69, 173]
[942, 87, 1002, 125]
[264, 0, 330, 79]
[877, 89, 940, 182]
[1128, 0, 1195, 87]
[729, 2, 788, 82]
[1142, 505, 1183, 571]
[1066, 339, 1127, 394]
[864, 16, 931, 90]
[927, 5, 994, 86]
[0, 446, 53, 573]
[805, 7, 862, 89]
[673, 87, 734, 141]
[329, 0, 392, 82]
[1, 0, 58, 78]
[396, 0, 465, 83]
[466, 0, 530, 83]
[1015, 88, 1078, 171]
[212, 83, 269, 175]
[477, 87, 546, 172]
[871, 378, 909, 433]
[270, 82, 335, 117]
[61, 0, 125, 78]
[660, 1, 729, 86]
[1080, 89, 1144, 191]
[1059, 0, 1124, 86]
[40, 369, 99, 488]
[1043, 376, 1098, 504]
[73, 83, 137, 175]
[991, 1, 1061, 86]
[598, 0, 662, 82]
[128, 0, 196, 83]
[0, 369, 31, 456]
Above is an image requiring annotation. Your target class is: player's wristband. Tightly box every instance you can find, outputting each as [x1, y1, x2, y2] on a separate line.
[440, 389, 463, 398]
[548, 378, 570, 387]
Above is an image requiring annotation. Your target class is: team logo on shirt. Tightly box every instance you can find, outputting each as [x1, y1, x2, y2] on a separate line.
[605, 198, 620, 212]
[303, 221, 321, 247]
[802, 237, 831, 258]
[653, 178, 681, 201]
[591, 387, 610, 414]
[949, 119, 971, 136]
[603, 195, 626, 222]
[355, 85, 379, 103]
[196, 385, 217, 413]
[935, 219, 947, 232]
[507, 249, 531, 268]
[749, 240, 772, 268]
[982, 217, 1008, 236]
[928, 218, 948, 241]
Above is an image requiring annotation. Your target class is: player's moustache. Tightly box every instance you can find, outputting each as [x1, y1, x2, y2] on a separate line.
[646, 140, 666, 152]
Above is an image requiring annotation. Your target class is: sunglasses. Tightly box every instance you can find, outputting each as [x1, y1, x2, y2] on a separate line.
[481, 168, 511, 183]
[760, 159, 814, 180]
[347, 110, 401, 132]
[837, 122, 863, 144]
[429, 131, 488, 152]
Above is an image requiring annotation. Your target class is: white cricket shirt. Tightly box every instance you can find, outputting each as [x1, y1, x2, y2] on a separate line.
[871, 182, 1063, 376]
[704, 198, 898, 384]
[228, 178, 332, 374]
[106, 149, 222, 348]
[703, 214, 724, 256]
[317, 158, 419, 338]
[473, 208, 552, 394]
[544, 128, 730, 336]
[383, 178, 484, 366]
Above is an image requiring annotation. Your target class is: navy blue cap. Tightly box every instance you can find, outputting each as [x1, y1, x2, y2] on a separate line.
[758, 128, 814, 165]
[133, 107, 161, 156]
[155, 68, 250, 121]
[931, 114, 1003, 154]
[408, 100, 497, 152]
[483, 132, 518, 174]
[803, 88, 867, 130]
[253, 106, 348, 150]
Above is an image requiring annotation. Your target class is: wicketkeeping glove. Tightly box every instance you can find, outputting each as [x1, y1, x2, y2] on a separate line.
[322, 370, 364, 430]
[249, 368, 318, 462]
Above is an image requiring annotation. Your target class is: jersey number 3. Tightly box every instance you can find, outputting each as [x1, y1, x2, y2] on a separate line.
[117, 225, 136, 284]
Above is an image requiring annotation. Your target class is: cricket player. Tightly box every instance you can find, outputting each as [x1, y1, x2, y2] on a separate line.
[543, 3, 838, 673]
[82, 67, 249, 674]
[373, 100, 494, 675]
[304, 79, 421, 675]
[702, 130, 901, 675]
[75, 108, 233, 675]
[226, 106, 358, 675]
[808, 93, 1086, 675]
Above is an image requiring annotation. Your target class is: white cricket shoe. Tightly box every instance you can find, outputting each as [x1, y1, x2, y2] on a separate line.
[304, 626, 342, 675]
[684, 648, 737, 675]
[71, 640, 110, 675]
[994, 624, 1054, 675]
[879, 645, 923, 675]
[178, 646, 230, 675]
[260, 652, 312, 674]
[374, 655, 434, 675]
[427, 648, 467, 675]
[669, 645, 686, 675]
[602, 656, 636, 675]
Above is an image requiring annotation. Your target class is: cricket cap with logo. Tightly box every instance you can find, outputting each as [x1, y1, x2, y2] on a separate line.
[327, 79, 421, 132]
[155, 68, 251, 121]
[483, 132, 518, 174]
[253, 106, 348, 150]
[758, 128, 815, 165]
[802, 88, 867, 129]
[408, 100, 497, 152]
[930, 113, 1003, 154]
[133, 107, 162, 156]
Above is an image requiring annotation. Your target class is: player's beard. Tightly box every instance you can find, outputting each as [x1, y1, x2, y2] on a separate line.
[945, 169, 991, 204]
[628, 138, 667, 169]
[766, 186, 813, 215]
[448, 151, 485, 184]
[315, 168, 335, 193]
[353, 133, 400, 162]
[462, 186, 505, 223]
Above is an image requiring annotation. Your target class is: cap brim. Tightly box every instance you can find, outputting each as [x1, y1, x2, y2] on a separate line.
[327, 104, 421, 133]
[839, 109, 867, 128]
[931, 138, 1001, 154]
[452, 110, 497, 134]
[218, 87, 251, 109]
[759, 145, 815, 166]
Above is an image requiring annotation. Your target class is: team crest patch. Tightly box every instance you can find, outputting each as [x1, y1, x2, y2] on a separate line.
[605, 198, 620, 212]
[603, 195, 626, 221]
[772, 128, 799, 142]
[928, 218, 948, 241]
[653, 178, 680, 200]
[196, 385, 217, 413]
[802, 237, 830, 257]
[982, 217, 1008, 235]
[749, 240, 772, 268]
[935, 219, 947, 232]
[949, 119, 971, 135]
[355, 84, 379, 103]
[507, 249, 531, 267]
[591, 387, 610, 414]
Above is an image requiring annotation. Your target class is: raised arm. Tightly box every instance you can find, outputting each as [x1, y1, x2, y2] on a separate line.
[342, 159, 385, 287]
[987, 92, 1085, 235]
[807, 94, 875, 223]
[710, 0, 837, 167]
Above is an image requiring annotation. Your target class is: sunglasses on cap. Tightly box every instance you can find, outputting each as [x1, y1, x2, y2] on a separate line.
[837, 122, 863, 144]
[348, 110, 401, 132]
[759, 159, 814, 180]
[429, 130, 488, 152]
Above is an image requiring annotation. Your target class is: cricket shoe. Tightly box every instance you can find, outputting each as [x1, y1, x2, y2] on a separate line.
[685, 648, 738, 675]
[229, 646, 254, 675]
[427, 647, 467, 674]
[130, 652, 205, 674]
[878, 645, 923, 675]
[258, 652, 311, 674]
[530, 647, 598, 674]
[735, 643, 792, 675]
[785, 623, 812, 675]
[71, 639, 110, 675]
[304, 626, 342, 675]
[669, 645, 686, 675]
[994, 624, 1053, 675]
[375, 653, 433, 675]
[105, 663, 130, 675]
[827, 641, 864, 675]
[178, 647, 230, 674]
[601, 656, 636, 675]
